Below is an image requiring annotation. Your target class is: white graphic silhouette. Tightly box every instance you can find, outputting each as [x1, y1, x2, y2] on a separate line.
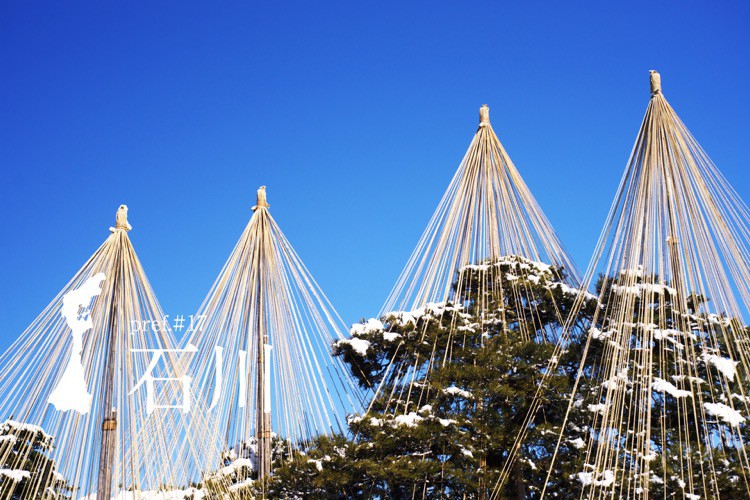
[48, 273, 106, 413]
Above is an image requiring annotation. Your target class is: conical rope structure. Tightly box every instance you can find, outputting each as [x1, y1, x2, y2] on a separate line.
[525, 71, 750, 499]
[337, 106, 594, 498]
[0, 206, 222, 499]
[182, 187, 365, 495]
[382, 104, 581, 316]
[370, 105, 591, 401]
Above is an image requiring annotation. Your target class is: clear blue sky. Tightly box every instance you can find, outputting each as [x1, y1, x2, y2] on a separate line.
[1, 1, 748, 352]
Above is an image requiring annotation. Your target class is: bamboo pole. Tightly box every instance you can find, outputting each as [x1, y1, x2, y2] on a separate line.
[96, 207, 128, 500]
[253, 188, 272, 482]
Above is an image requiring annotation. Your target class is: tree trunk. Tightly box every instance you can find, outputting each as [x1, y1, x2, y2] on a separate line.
[478, 455, 487, 500]
[513, 458, 526, 500]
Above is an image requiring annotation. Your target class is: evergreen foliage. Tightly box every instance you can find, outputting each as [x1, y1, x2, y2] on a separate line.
[272, 256, 597, 498]
[571, 273, 750, 498]
[0, 420, 71, 499]
[225, 261, 750, 499]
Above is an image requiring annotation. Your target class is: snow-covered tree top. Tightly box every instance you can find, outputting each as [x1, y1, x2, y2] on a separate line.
[1, 419, 52, 445]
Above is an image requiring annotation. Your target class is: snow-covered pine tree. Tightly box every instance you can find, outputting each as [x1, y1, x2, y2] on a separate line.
[264, 434, 368, 498]
[541, 72, 750, 500]
[0, 420, 71, 499]
[251, 268, 750, 499]
[560, 273, 750, 498]
[270, 256, 597, 499]
[199, 436, 296, 498]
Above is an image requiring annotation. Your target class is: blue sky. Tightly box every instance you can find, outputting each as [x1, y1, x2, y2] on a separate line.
[1, 1, 748, 351]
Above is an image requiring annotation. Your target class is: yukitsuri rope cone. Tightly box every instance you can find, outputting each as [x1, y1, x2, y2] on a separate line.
[520, 71, 750, 499]
[0, 206, 229, 499]
[183, 187, 364, 496]
[336, 106, 593, 498]
[381, 104, 581, 315]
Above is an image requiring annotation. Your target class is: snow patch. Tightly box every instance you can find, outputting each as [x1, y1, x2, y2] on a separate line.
[588, 403, 608, 415]
[602, 368, 629, 390]
[651, 378, 692, 399]
[577, 469, 614, 487]
[382, 331, 402, 342]
[568, 438, 585, 449]
[350, 318, 384, 336]
[704, 402, 745, 427]
[335, 337, 371, 356]
[701, 353, 738, 382]
[81, 490, 207, 499]
[443, 386, 472, 399]
[0, 469, 30, 482]
[393, 412, 423, 428]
